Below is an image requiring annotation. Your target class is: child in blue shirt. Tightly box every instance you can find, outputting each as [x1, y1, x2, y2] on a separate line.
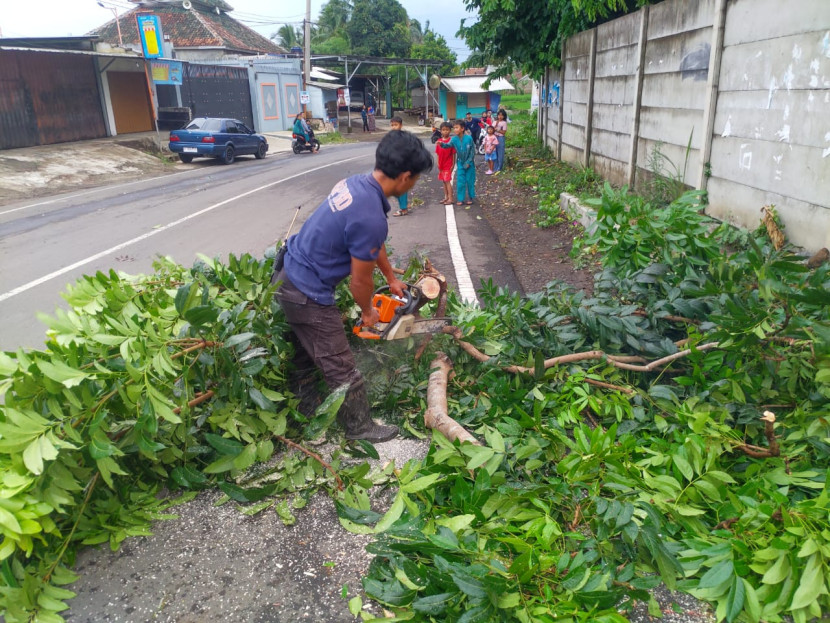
[390, 117, 410, 216]
[437, 120, 476, 205]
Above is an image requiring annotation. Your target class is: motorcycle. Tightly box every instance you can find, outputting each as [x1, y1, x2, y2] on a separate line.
[292, 129, 320, 154]
[430, 127, 441, 144]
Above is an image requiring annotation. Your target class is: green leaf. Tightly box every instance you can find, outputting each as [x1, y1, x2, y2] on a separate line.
[465, 447, 495, 470]
[232, 443, 258, 471]
[401, 473, 442, 494]
[451, 570, 487, 598]
[497, 592, 521, 609]
[304, 383, 348, 440]
[36, 360, 90, 388]
[23, 436, 58, 475]
[725, 573, 745, 622]
[435, 514, 475, 533]
[348, 595, 363, 616]
[412, 592, 454, 614]
[204, 433, 244, 456]
[790, 553, 824, 610]
[225, 332, 256, 348]
[761, 553, 790, 585]
[0, 506, 23, 534]
[374, 492, 405, 533]
[697, 559, 733, 589]
[184, 305, 219, 327]
[0, 352, 17, 376]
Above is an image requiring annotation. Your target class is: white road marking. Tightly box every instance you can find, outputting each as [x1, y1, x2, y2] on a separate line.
[444, 204, 479, 306]
[0, 169, 195, 217]
[0, 155, 367, 303]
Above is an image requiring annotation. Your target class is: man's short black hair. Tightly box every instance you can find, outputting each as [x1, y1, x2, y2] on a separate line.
[440, 121, 452, 130]
[375, 130, 433, 179]
[465, 112, 472, 116]
[390, 116, 403, 124]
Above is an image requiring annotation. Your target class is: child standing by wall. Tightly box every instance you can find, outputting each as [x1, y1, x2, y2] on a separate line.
[435, 122, 455, 205]
[438, 120, 476, 205]
[390, 116, 411, 217]
[483, 125, 498, 175]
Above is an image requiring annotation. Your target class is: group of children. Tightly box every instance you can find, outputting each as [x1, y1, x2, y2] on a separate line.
[390, 112, 505, 217]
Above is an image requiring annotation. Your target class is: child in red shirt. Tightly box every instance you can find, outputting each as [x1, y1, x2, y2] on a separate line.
[435, 122, 455, 205]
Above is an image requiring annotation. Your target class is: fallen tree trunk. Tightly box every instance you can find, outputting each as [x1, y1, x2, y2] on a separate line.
[423, 352, 480, 445]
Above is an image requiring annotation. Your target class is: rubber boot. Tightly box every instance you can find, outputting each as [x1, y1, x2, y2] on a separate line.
[336, 381, 398, 443]
[291, 375, 323, 418]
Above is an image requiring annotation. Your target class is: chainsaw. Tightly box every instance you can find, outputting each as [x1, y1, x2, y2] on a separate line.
[353, 275, 450, 340]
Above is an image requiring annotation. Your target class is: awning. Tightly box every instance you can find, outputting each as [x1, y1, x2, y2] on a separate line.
[440, 76, 514, 93]
[310, 66, 341, 81]
[308, 80, 344, 90]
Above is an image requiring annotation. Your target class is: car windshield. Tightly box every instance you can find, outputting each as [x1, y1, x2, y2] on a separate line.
[185, 118, 222, 132]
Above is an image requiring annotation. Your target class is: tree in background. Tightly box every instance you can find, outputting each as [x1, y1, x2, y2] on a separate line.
[273, 24, 304, 49]
[316, 0, 352, 40]
[459, 0, 649, 79]
[346, 0, 411, 58]
[411, 28, 457, 76]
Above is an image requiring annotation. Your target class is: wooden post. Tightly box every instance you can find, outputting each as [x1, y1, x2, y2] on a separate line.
[698, 0, 728, 190]
[556, 41, 565, 160]
[583, 28, 598, 169]
[627, 5, 649, 188]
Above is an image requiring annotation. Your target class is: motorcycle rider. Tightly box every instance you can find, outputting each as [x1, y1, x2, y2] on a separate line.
[272, 131, 433, 442]
[293, 113, 314, 150]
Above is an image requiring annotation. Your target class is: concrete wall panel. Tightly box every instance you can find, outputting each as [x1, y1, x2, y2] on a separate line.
[644, 26, 712, 76]
[597, 11, 642, 50]
[641, 72, 708, 109]
[595, 46, 639, 78]
[563, 79, 590, 104]
[639, 106, 704, 148]
[647, 0, 716, 40]
[592, 102, 633, 134]
[569, 30, 595, 57]
[709, 136, 830, 207]
[564, 57, 591, 81]
[593, 75, 636, 106]
[723, 0, 830, 46]
[719, 33, 830, 92]
[707, 177, 830, 251]
[592, 153, 629, 186]
[714, 90, 830, 148]
[561, 143, 584, 164]
[562, 123, 587, 150]
[563, 101, 588, 126]
[636, 137, 701, 188]
[591, 126, 630, 161]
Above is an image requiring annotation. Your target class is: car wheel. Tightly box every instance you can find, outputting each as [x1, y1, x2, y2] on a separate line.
[255, 142, 267, 159]
[179, 154, 193, 163]
[220, 146, 235, 165]
[310, 139, 321, 153]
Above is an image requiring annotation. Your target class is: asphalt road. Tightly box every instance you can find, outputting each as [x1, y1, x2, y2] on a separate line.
[0, 141, 521, 351]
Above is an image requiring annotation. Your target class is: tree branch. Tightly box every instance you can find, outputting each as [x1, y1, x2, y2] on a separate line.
[275, 435, 344, 490]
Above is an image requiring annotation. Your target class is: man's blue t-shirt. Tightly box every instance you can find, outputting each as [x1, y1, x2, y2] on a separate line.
[283, 174, 390, 305]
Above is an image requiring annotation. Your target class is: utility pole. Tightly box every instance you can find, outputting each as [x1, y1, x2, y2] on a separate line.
[303, 0, 311, 117]
[98, 1, 123, 47]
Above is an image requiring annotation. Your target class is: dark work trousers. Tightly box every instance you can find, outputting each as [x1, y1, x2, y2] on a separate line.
[273, 270, 365, 397]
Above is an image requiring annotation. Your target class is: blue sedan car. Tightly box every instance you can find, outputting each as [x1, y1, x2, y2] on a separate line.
[169, 117, 268, 165]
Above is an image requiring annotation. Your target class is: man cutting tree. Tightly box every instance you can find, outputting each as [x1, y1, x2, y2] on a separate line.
[272, 131, 433, 442]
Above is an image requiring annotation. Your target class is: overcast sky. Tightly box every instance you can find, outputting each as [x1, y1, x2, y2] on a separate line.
[0, 0, 475, 60]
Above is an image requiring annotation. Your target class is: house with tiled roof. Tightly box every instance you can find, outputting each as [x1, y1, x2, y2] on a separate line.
[91, 0, 283, 60]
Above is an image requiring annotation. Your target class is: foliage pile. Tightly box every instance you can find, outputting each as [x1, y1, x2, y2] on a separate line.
[345, 188, 830, 622]
[1, 194, 829, 623]
[0, 254, 384, 622]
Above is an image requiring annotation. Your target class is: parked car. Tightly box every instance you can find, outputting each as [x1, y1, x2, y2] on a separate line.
[168, 118, 268, 165]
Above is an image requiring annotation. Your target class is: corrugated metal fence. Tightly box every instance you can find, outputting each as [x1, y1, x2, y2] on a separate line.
[0, 50, 107, 150]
